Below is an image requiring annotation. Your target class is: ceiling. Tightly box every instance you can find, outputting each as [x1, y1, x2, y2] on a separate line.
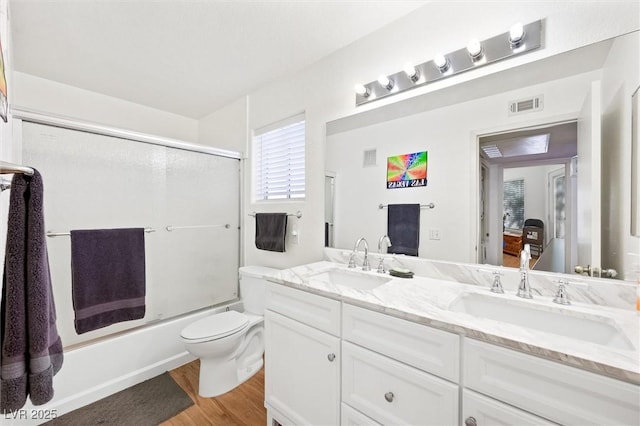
[10, 0, 427, 119]
[479, 121, 578, 165]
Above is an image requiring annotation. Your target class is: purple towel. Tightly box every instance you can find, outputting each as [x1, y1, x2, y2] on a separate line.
[1, 169, 63, 413]
[387, 203, 420, 256]
[70, 228, 146, 334]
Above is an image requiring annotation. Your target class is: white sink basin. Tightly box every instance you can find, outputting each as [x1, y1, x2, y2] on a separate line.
[449, 292, 634, 351]
[307, 268, 392, 291]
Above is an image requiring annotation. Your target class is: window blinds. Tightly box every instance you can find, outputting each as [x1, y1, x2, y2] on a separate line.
[503, 178, 525, 230]
[254, 116, 305, 200]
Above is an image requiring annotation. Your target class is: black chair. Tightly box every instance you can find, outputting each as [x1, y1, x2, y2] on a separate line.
[522, 218, 544, 257]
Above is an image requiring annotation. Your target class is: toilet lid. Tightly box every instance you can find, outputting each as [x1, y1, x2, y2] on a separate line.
[181, 311, 249, 341]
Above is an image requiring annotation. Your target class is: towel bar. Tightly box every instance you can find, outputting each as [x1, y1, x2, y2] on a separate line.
[166, 224, 231, 231]
[379, 203, 435, 210]
[0, 161, 36, 192]
[0, 160, 35, 176]
[248, 211, 302, 219]
[46, 228, 156, 237]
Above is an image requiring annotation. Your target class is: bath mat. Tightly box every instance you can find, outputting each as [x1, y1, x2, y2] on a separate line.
[45, 372, 193, 426]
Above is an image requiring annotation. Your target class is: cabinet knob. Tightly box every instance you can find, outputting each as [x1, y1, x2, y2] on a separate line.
[384, 392, 394, 403]
[464, 416, 477, 426]
[327, 353, 336, 362]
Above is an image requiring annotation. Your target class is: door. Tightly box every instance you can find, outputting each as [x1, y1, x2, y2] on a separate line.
[548, 167, 566, 245]
[324, 173, 335, 247]
[576, 80, 602, 276]
[265, 310, 341, 426]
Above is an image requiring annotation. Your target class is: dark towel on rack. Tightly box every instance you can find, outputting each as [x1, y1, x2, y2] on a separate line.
[387, 203, 420, 257]
[1, 170, 63, 413]
[70, 228, 146, 334]
[255, 213, 288, 252]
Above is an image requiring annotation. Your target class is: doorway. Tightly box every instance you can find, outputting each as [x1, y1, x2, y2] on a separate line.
[478, 121, 577, 273]
[324, 172, 336, 247]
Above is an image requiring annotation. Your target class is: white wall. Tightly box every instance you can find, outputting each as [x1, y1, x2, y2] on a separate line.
[11, 72, 198, 142]
[198, 1, 639, 270]
[600, 31, 640, 279]
[198, 96, 248, 152]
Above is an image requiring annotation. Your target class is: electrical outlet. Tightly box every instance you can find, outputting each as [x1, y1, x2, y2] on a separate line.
[429, 228, 441, 240]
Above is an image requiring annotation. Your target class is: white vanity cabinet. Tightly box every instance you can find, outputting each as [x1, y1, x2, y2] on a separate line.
[463, 339, 640, 426]
[341, 304, 459, 425]
[265, 282, 640, 426]
[264, 283, 341, 426]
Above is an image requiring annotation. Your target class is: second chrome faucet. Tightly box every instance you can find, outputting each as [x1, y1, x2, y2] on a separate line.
[348, 237, 371, 271]
[516, 244, 533, 299]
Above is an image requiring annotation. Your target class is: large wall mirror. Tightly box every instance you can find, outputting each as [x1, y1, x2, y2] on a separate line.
[325, 31, 639, 281]
[632, 85, 640, 236]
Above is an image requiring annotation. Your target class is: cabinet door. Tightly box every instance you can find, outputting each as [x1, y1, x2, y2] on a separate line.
[463, 389, 556, 426]
[265, 310, 340, 426]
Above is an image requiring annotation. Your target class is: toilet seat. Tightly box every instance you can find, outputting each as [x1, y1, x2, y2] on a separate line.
[181, 311, 249, 343]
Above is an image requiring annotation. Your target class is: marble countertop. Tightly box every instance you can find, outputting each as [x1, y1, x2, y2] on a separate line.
[269, 261, 640, 385]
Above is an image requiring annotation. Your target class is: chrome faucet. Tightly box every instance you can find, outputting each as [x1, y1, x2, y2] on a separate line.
[516, 244, 533, 299]
[348, 237, 371, 271]
[490, 271, 504, 294]
[553, 279, 571, 305]
[376, 235, 392, 274]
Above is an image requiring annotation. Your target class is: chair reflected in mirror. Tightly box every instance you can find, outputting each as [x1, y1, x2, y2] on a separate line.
[522, 218, 544, 257]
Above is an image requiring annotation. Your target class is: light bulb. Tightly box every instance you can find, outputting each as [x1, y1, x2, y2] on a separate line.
[377, 74, 393, 90]
[354, 83, 369, 97]
[433, 53, 449, 72]
[467, 38, 483, 59]
[403, 63, 419, 82]
[509, 22, 525, 46]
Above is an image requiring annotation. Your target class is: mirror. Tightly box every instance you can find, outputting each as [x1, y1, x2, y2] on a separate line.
[325, 32, 639, 281]
[632, 85, 640, 236]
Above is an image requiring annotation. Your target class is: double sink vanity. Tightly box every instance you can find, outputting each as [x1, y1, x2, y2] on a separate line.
[263, 249, 639, 426]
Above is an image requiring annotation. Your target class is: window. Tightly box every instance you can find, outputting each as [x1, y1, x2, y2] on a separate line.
[503, 178, 524, 231]
[253, 114, 305, 201]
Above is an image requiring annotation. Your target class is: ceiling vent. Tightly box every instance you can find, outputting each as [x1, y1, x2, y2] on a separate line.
[509, 95, 543, 115]
[363, 149, 377, 167]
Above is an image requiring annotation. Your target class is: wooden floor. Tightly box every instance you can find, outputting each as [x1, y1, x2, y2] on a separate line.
[503, 252, 538, 269]
[161, 360, 266, 426]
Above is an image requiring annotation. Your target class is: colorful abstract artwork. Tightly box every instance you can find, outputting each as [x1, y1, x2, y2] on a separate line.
[387, 151, 428, 189]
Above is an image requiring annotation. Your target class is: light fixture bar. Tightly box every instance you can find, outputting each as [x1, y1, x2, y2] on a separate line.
[355, 20, 542, 106]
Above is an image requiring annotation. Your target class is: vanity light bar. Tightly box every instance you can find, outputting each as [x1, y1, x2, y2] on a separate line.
[355, 20, 542, 106]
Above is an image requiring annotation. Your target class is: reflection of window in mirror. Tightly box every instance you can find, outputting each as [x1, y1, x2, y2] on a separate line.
[503, 179, 524, 231]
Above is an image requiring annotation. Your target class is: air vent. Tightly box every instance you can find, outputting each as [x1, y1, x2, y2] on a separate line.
[509, 95, 543, 115]
[363, 149, 377, 167]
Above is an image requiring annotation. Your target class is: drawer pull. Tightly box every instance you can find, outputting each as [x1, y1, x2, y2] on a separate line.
[327, 353, 336, 362]
[384, 392, 394, 403]
[464, 416, 477, 426]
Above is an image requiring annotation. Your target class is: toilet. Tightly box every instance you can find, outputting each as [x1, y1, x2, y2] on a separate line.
[181, 265, 279, 397]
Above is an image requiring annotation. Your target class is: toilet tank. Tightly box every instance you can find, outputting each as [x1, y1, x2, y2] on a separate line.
[239, 265, 280, 315]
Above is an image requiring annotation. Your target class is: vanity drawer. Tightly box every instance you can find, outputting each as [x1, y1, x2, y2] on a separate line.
[341, 403, 382, 426]
[464, 339, 640, 426]
[342, 341, 458, 426]
[266, 282, 340, 335]
[343, 303, 459, 382]
[463, 389, 556, 425]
